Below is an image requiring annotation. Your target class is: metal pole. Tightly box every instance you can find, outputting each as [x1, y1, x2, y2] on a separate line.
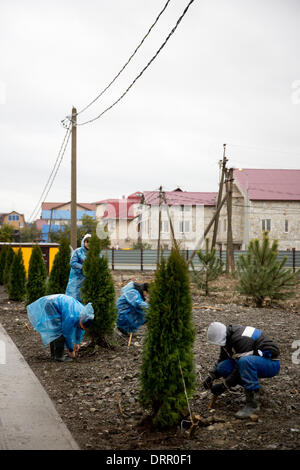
[71, 107, 77, 250]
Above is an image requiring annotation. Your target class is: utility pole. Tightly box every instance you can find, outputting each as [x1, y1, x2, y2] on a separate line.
[226, 168, 235, 273]
[156, 186, 163, 268]
[162, 191, 178, 250]
[245, 175, 249, 250]
[212, 144, 228, 249]
[70, 107, 77, 250]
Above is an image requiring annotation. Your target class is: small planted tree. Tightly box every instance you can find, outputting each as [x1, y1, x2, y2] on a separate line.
[47, 235, 71, 294]
[0, 246, 8, 285]
[3, 246, 15, 287]
[237, 232, 300, 307]
[81, 233, 117, 346]
[139, 247, 196, 429]
[26, 244, 47, 304]
[8, 249, 26, 301]
[191, 238, 223, 295]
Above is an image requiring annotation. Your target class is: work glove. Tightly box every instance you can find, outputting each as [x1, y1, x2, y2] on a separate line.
[211, 382, 227, 396]
[203, 375, 214, 390]
[258, 349, 273, 359]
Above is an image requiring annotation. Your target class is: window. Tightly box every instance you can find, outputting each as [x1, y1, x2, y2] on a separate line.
[160, 220, 169, 233]
[224, 219, 227, 232]
[285, 220, 288, 233]
[179, 221, 190, 233]
[8, 214, 19, 221]
[262, 219, 271, 232]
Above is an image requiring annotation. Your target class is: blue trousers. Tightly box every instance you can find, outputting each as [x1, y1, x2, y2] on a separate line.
[217, 356, 280, 391]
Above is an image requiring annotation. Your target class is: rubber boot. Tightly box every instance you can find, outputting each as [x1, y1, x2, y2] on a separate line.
[53, 336, 72, 362]
[235, 389, 260, 419]
[50, 341, 55, 360]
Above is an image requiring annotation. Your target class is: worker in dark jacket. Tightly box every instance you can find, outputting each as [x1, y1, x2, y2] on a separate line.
[202, 322, 280, 418]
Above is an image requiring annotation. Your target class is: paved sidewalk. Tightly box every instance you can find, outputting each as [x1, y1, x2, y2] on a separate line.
[0, 323, 79, 450]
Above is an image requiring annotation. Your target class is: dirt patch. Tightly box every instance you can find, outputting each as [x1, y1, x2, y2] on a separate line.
[0, 273, 299, 450]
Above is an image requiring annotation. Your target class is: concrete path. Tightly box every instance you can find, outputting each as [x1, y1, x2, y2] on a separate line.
[0, 323, 79, 450]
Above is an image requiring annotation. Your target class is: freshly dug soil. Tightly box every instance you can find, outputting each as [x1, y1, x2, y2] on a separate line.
[0, 273, 299, 450]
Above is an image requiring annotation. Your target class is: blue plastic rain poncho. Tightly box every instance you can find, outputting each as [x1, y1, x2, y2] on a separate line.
[116, 281, 149, 333]
[65, 234, 91, 302]
[27, 294, 94, 351]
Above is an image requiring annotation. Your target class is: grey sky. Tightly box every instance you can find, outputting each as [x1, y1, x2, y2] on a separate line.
[1, 0, 299, 221]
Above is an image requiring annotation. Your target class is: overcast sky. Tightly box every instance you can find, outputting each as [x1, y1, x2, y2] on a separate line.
[1, 0, 300, 221]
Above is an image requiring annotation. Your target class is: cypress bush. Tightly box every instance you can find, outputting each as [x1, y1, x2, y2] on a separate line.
[81, 233, 117, 345]
[237, 232, 300, 307]
[191, 238, 223, 295]
[26, 244, 47, 304]
[47, 235, 71, 294]
[139, 247, 196, 429]
[8, 248, 26, 301]
[3, 245, 15, 287]
[0, 246, 8, 285]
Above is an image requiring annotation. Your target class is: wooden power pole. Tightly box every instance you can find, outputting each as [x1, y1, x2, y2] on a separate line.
[70, 107, 77, 250]
[226, 168, 235, 273]
[156, 186, 163, 268]
[212, 144, 228, 249]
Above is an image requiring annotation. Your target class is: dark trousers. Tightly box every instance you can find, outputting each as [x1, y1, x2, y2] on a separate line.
[217, 357, 280, 391]
[50, 336, 65, 360]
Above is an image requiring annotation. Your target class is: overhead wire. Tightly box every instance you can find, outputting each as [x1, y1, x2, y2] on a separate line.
[29, 124, 72, 223]
[71, 0, 172, 120]
[70, 0, 196, 127]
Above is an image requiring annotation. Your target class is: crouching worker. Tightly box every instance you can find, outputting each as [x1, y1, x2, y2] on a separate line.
[27, 294, 94, 362]
[203, 322, 280, 418]
[116, 281, 149, 335]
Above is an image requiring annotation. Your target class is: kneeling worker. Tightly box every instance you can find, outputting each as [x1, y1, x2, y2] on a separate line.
[116, 281, 149, 335]
[27, 294, 94, 362]
[203, 322, 280, 418]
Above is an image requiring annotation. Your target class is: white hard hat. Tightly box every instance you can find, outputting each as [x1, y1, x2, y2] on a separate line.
[207, 322, 227, 346]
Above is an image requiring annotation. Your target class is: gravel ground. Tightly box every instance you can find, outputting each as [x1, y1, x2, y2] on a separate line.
[0, 273, 299, 451]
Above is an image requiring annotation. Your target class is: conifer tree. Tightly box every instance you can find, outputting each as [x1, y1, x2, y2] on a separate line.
[191, 238, 223, 295]
[8, 249, 26, 301]
[0, 246, 8, 285]
[81, 233, 117, 345]
[139, 247, 196, 429]
[237, 232, 300, 307]
[47, 235, 71, 294]
[26, 244, 47, 304]
[3, 245, 15, 287]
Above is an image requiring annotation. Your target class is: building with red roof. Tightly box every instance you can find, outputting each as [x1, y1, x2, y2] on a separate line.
[217, 169, 300, 250]
[138, 189, 218, 250]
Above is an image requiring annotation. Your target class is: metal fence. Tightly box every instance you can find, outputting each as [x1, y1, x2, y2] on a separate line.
[101, 248, 300, 272]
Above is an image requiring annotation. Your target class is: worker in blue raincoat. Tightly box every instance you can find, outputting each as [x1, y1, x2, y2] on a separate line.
[116, 281, 149, 335]
[65, 233, 91, 302]
[27, 294, 94, 362]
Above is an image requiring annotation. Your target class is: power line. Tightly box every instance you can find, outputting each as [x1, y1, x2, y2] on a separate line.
[70, 0, 172, 120]
[71, 0, 196, 127]
[29, 125, 72, 223]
